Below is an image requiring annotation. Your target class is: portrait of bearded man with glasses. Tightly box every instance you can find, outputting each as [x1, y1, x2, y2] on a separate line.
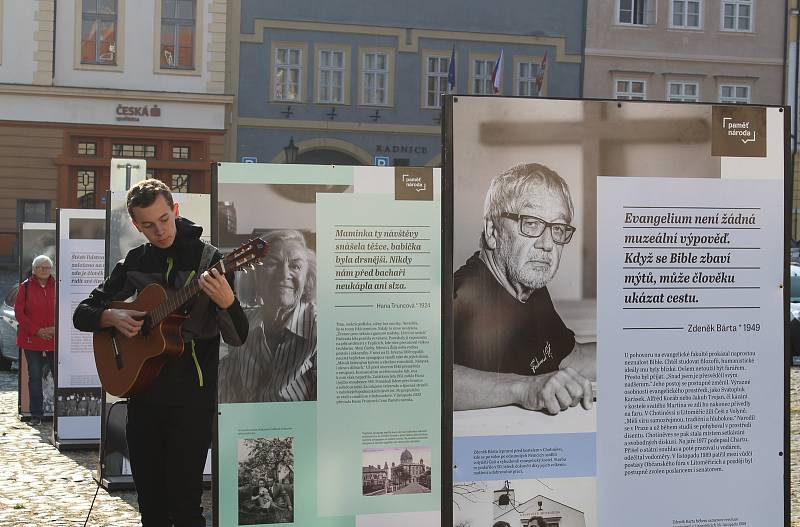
[453, 162, 596, 415]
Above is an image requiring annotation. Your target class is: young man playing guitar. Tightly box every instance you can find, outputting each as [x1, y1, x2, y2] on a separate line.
[73, 179, 249, 526]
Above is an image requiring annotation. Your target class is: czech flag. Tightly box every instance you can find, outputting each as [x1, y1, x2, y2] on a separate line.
[491, 49, 504, 94]
[535, 51, 548, 95]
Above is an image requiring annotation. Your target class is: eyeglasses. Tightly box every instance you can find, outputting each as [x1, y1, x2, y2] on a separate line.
[501, 212, 576, 245]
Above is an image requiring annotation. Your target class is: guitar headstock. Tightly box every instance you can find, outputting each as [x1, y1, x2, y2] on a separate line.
[222, 238, 269, 273]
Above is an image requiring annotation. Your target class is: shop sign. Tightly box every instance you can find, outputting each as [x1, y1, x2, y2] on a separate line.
[115, 104, 163, 123]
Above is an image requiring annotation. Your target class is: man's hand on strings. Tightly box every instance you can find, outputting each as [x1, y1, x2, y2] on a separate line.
[199, 268, 235, 309]
[101, 309, 146, 338]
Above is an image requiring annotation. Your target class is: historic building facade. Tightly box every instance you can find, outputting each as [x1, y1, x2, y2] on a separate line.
[227, 0, 586, 167]
[584, 0, 785, 105]
[0, 0, 231, 257]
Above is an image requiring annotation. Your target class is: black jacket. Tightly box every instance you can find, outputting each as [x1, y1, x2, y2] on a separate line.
[73, 217, 248, 407]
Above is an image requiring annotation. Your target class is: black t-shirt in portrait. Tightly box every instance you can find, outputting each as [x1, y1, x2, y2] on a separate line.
[453, 252, 575, 376]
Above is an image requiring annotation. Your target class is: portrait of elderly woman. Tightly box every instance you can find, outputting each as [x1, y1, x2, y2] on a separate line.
[218, 230, 317, 403]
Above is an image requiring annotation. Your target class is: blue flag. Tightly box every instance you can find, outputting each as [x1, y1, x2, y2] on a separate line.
[447, 47, 456, 91]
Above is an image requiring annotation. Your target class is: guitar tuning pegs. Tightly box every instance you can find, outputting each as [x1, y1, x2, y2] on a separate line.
[256, 261, 264, 266]
[249, 263, 256, 270]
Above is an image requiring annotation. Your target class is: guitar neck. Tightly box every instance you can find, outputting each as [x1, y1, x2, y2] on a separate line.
[149, 279, 201, 327]
[148, 260, 225, 327]
[142, 237, 268, 329]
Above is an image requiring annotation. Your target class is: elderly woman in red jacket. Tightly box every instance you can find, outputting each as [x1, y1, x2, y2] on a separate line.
[15, 254, 56, 425]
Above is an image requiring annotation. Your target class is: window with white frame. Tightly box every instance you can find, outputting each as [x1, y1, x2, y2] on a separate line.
[618, 0, 656, 25]
[81, 0, 118, 65]
[721, 0, 751, 31]
[160, 0, 196, 70]
[425, 55, 450, 108]
[363, 52, 388, 105]
[719, 84, 750, 104]
[318, 49, 345, 104]
[517, 60, 541, 96]
[472, 59, 495, 95]
[671, 0, 701, 27]
[615, 79, 647, 100]
[667, 81, 699, 102]
[274, 47, 302, 101]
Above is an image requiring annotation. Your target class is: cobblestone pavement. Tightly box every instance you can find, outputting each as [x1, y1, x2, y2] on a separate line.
[0, 364, 799, 525]
[0, 369, 212, 526]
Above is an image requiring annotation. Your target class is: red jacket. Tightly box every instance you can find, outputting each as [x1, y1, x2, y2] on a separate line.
[15, 276, 56, 352]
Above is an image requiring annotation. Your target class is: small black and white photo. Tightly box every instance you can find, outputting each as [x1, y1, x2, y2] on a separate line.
[453, 477, 596, 527]
[68, 217, 105, 240]
[55, 388, 103, 417]
[237, 437, 294, 525]
[362, 446, 432, 496]
[217, 181, 350, 404]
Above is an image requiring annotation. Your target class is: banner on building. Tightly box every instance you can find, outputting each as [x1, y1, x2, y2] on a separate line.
[214, 163, 442, 527]
[444, 95, 788, 527]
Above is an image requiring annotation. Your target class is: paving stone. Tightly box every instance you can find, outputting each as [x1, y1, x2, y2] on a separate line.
[0, 369, 212, 526]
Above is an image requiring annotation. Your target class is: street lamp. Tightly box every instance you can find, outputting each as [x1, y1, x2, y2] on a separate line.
[284, 137, 299, 164]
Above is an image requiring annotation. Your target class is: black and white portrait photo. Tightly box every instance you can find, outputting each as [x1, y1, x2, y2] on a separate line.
[237, 437, 294, 525]
[453, 162, 596, 416]
[217, 181, 351, 404]
[218, 229, 317, 403]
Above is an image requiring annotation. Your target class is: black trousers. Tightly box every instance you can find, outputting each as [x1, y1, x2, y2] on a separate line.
[126, 399, 213, 527]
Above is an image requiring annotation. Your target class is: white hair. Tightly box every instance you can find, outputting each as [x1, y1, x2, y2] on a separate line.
[32, 254, 53, 270]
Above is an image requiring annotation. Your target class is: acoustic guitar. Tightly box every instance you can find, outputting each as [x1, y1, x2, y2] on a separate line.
[93, 238, 269, 397]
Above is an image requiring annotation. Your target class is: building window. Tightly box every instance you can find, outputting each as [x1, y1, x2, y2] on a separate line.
[618, 0, 656, 25]
[363, 52, 389, 105]
[160, 0, 195, 69]
[77, 170, 96, 208]
[615, 79, 647, 100]
[170, 174, 190, 192]
[517, 61, 541, 97]
[472, 59, 495, 95]
[17, 200, 51, 224]
[274, 47, 302, 101]
[722, 0, 751, 31]
[671, 0, 701, 27]
[318, 49, 345, 104]
[424, 55, 450, 108]
[172, 146, 190, 159]
[719, 84, 750, 103]
[81, 0, 118, 65]
[78, 142, 97, 156]
[667, 81, 699, 101]
[112, 144, 156, 158]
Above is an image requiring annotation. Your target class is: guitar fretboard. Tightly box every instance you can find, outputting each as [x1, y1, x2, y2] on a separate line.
[147, 259, 226, 328]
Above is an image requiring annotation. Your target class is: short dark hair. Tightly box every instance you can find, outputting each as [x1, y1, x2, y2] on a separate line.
[126, 179, 174, 218]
